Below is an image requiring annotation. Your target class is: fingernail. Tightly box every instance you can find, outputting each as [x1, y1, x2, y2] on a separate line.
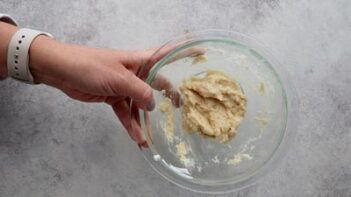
[146, 98, 155, 111]
[141, 141, 148, 148]
[138, 141, 148, 149]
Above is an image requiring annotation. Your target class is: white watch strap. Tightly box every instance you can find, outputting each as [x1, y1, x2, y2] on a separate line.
[7, 28, 53, 84]
[0, 14, 18, 26]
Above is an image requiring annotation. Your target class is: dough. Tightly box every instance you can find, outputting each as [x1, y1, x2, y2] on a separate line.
[258, 82, 265, 94]
[192, 54, 208, 65]
[176, 142, 193, 167]
[159, 98, 175, 142]
[180, 70, 247, 143]
[227, 153, 252, 165]
[255, 115, 269, 127]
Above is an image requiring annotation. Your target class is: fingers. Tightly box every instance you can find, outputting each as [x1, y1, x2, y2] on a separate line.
[151, 74, 172, 90]
[164, 47, 205, 65]
[116, 44, 205, 111]
[133, 45, 178, 80]
[144, 44, 178, 65]
[111, 100, 147, 146]
[111, 69, 155, 111]
[131, 103, 148, 148]
[119, 45, 176, 76]
[112, 100, 136, 141]
[144, 111, 153, 144]
[164, 89, 182, 108]
[125, 45, 205, 80]
[151, 74, 182, 107]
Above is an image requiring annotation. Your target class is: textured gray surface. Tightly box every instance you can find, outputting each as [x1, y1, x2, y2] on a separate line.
[1, 0, 351, 196]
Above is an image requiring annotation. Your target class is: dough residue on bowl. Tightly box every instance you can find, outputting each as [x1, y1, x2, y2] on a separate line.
[180, 70, 247, 143]
[159, 98, 175, 142]
[255, 115, 270, 127]
[227, 153, 253, 166]
[176, 142, 194, 167]
[192, 54, 208, 65]
[258, 82, 265, 94]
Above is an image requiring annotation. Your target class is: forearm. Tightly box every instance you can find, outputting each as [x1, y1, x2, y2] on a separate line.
[0, 21, 18, 78]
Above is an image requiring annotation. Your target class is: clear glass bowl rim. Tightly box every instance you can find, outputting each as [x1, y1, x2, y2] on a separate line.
[132, 29, 299, 194]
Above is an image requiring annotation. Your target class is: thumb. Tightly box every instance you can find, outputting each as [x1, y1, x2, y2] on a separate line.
[112, 69, 155, 111]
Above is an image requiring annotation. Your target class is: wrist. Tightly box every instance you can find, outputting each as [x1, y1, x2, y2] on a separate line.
[29, 35, 67, 85]
[0, 22, 18, 79]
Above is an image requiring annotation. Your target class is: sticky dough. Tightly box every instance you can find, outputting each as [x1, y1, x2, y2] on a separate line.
[180, 70, 247, 143]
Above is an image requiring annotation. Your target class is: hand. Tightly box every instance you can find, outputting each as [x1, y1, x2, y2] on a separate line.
[0, 22, 204, 148]
[29, 36, 204, 148]
[29, 36, 173, 147]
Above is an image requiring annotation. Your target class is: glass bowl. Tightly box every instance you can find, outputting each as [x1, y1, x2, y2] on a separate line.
[132, 30, 298, 193]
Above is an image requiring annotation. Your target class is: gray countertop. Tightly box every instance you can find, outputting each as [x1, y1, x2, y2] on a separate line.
[1, 0, 350, 196]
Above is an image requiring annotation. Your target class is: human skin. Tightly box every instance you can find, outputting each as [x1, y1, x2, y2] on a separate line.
[0, 21, 173, 148]
[0, 21, 204, 148]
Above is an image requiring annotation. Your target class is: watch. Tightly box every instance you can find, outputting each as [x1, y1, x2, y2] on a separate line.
[7, 28, 53, 84]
